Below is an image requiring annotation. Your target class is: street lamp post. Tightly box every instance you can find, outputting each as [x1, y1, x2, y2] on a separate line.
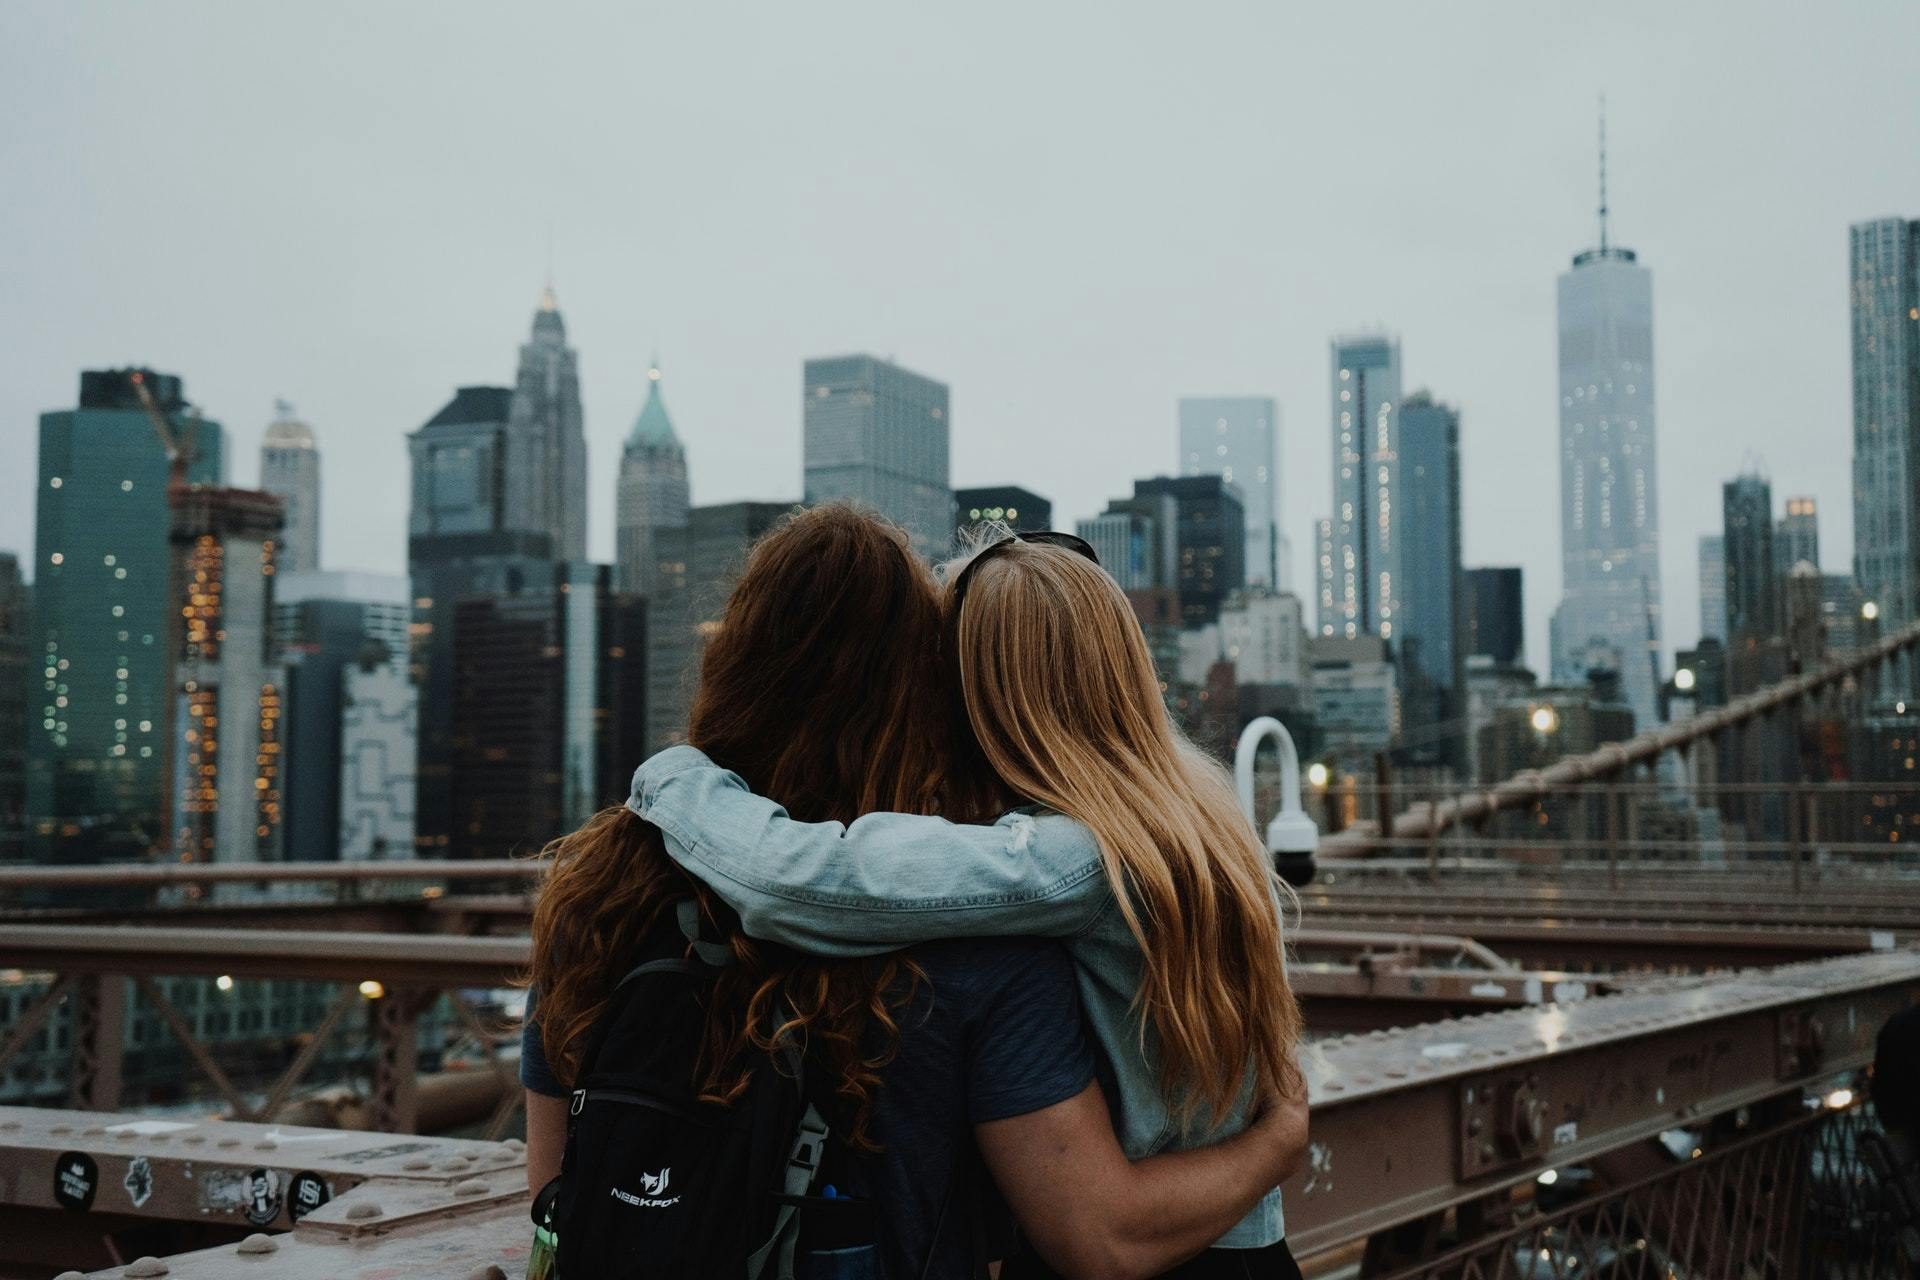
[1235, 717, 1318, 888]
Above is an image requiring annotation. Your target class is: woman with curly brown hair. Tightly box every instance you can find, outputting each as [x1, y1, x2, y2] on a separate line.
[523, 505, 1304, 1279]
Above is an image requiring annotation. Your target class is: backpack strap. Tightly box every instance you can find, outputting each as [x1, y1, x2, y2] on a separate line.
[744, 1101, 830, 1280]
[678, 897, 733, 967]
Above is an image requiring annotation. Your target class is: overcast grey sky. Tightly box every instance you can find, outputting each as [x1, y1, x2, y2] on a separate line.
[4, 1, 1916, 667]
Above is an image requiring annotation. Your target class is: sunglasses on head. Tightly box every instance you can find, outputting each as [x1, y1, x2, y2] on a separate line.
[949, 530, 1101, 614]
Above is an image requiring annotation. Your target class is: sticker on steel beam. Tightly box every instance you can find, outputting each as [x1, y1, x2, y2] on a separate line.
[288, 1171, 332, 1222]
[243, 1168, 282, 1226]
[203, 1169, 247, 1213]
[54, 1152, 98, 1211]
[124, 1155, 154, 1209]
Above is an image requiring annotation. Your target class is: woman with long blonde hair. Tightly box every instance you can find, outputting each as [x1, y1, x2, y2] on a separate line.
[631, 527, 1308, 1275]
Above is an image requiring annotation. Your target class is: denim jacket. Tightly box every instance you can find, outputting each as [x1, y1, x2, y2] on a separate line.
[628, 745, 1285, 1247]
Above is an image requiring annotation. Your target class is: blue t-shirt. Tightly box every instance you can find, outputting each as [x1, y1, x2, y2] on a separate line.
[523, 937, 1095, 1278]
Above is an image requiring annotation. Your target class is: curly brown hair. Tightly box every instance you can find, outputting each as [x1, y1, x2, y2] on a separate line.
[530, 504, 997, 1144]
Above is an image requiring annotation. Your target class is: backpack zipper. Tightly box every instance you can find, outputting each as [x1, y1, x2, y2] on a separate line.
[570, 1088, 689, 1120]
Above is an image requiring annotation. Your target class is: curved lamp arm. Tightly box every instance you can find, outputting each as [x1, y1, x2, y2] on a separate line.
[1235, 717, 1318, 887]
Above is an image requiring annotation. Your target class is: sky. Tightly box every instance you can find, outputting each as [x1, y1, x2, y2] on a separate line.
[3, 2, 1917, 670]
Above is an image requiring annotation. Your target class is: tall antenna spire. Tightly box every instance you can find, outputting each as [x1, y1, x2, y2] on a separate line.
[541, 222, 557, 311]
[1597, 94, 1609, 254]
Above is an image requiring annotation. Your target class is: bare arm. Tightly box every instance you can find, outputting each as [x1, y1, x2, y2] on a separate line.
[525, 1090, 568, 1192]
[976, 1083, 1309, 1279]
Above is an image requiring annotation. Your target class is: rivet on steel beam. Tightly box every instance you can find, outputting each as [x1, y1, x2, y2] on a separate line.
[218, 1138, 241, 1148]
[183, 1134, 205, 1145]
[49, 1125, 71, 1135]
[54, 1272, 87, 1280]
[236, 1233, 278, 1255]
[465, 1267, 508, 1280]
[345, 1202, 384, 1220]
[500, 1137, 526, 1152]
[440, 1158, 470, 1171]
[124, 1259, 170, 1277]
[453, 1179, 489, 1197]
[254, 1139, 277, 1150]
[0, 1121, 18, 1131]
[402, 1158, 433, 1171]
[82, 1125, 106, 1135]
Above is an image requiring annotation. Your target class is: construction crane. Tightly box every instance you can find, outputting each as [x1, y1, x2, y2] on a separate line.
[126, 370, 200, 493]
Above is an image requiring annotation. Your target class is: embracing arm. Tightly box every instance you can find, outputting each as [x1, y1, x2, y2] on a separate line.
[629, 747, 1109, 954]
[977, 1083, 1309, 1279]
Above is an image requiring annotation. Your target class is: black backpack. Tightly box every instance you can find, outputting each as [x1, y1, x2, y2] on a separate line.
[541, 900, 874, 1278]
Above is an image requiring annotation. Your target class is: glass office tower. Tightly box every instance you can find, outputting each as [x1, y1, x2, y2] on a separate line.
[29, 369, 224, 864]
[803, 355, 951, 558]
[1180, 396, 1280, 588]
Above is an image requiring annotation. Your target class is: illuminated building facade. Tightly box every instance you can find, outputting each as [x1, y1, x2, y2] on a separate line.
[169, 485, 286, 864]
[28, 370, 224, 864]
[954, 486, 1051, 543]
[1325, 334, 1403, 640]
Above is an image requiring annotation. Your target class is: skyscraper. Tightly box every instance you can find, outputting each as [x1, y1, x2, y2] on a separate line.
[615, 361, 690, 598]
[169, 485, 286, 864]
[1076, 509, 1158, 590]
[1464, 567, 1524, 666]
[1552, 120, 1661, 728]
[1180, 397, 1280, 588]
[505, 286, 589, 562]
[1849, 217, 1920, 634]
[408, 384, 554, 853]
[29, 370, 225, 864]
[1774, 496, 1819, 575]
[0, 554, 27, 863]
[259, 402, 320, 575]
[647, 502, 792, 751]
[1395, 393, 1466, 768]
[1327, 334, 1403, 640]
[1698, 535, 1727, 644]
[1130, 476, 1245, 627]
[803, 355, 950, 557]
[275, 570, 411, 861]
[447, 562, 644, 859]
[1723, 473, 1777, 643]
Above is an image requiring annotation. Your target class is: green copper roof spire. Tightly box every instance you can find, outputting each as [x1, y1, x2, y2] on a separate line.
[626, 358, 679, 448]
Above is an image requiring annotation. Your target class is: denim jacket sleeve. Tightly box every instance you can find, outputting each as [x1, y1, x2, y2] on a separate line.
[628, 746, 1111, 956]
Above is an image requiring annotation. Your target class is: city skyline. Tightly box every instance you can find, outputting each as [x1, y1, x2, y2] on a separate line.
[4, 6, 1918, 672]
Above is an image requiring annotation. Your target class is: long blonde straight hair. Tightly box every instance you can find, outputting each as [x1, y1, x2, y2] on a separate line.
[944, 534, 1305, 1124]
